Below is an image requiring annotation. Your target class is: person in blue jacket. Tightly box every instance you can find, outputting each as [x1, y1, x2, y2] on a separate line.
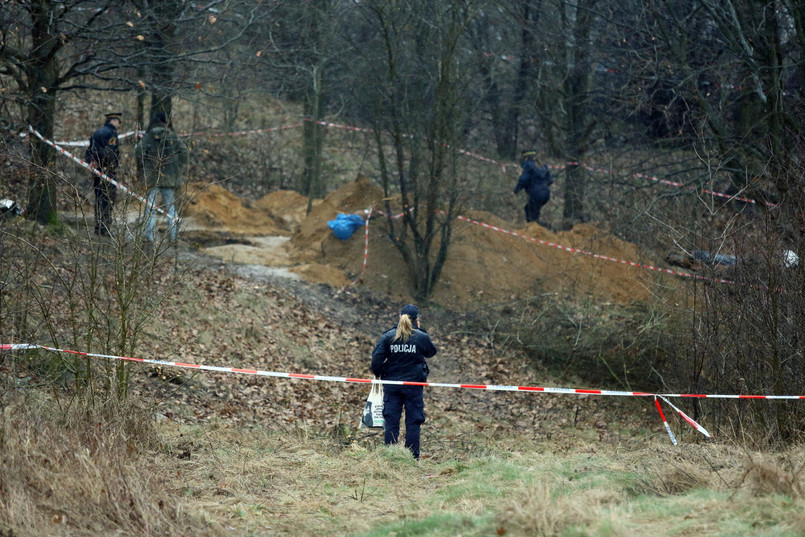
[514, 149, 553, 224]
[85, 112, 122, 236]
[371, 304, 437, 459]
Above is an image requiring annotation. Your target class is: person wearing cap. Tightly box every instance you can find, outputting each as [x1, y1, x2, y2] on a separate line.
[371, 304, 438, 460]
[135, 112, 189, 245]
[85, 112, 122, 236]
[514, 149, 554, 225]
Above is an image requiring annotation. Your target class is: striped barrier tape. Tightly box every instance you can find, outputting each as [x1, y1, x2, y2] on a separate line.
[654, 395, 678, 445]
[2, 343, 801, 400]
[351, 207, 373, 285]
[0, 342, 748, 443]
[309, 120, 768, 205]
[453, 214, 735, 285]
[453, 212, 793, 293]
[28, 126, 177, 223]
[19, 123, 300, 146]
[350, 207, 733, 290]
[27, 118, 767, 206]
[33, 120, 742, 290]
[177, 123, 302, 139]
[629, 169, 772, 207]
[557, 161, 770, 207]
[19, 129, 141, 147]
[657, 395, 712, 439]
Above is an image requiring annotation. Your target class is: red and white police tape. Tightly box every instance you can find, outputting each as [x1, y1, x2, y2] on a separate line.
[10, 342, 803, 443]
[309, 119, 769, 206]
[453, 214, 735, 285]
[28, 118, 767, 207]
[351, 207, 373, 285]
[344, 204, 734, 296]
[0, 342, 730, 443]
[654, 396, 678, 445]
[30, 123, 739, 289]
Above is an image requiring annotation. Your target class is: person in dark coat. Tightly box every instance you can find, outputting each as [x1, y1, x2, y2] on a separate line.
[514, 149, 553, 224]
[85, 112, 122, 236]
[371, 304, 438, 460]
[135, 112, 189, 244]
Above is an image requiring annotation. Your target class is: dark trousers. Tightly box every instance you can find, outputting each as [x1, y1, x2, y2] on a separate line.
[382, 384, 426, 459]
[524, 188, 550, 223]
[93, 174, 117, 234]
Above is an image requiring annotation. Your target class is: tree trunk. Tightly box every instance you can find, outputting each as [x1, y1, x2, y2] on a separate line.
[560, 0, 594, 225]
[24, 3, 61, 224]
[147, 0, 180, 123]
[504, 0, 541, 160]
[302, 66, 325, 205]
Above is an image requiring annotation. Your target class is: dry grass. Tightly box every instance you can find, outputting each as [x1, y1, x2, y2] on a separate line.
[147, 420, 448, 536]
[500, 478, 626, 536]
[5, 382, 805, 537]
[3, 89, 805, 536]
[0, 390, 221, 537]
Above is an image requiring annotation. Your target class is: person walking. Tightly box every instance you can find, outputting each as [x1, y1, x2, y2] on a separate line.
[514, 149, 554, 225]
[134, 112, 189, 245]
[85, 112, 122, 236]
[371, 304, 438, 460]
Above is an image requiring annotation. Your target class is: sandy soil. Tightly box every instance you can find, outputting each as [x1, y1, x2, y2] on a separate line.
[177, 175, 668, 309]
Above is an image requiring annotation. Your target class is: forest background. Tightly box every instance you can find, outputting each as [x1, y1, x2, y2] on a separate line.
[2, 1, 805, 536]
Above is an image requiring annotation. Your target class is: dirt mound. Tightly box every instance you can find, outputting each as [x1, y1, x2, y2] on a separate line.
[253, 190, 319, 233]
[303, 210, 653, 305]
[288, 174, 382, 258]
[186, 176, 657, 306]
[184, 182, 283, 235]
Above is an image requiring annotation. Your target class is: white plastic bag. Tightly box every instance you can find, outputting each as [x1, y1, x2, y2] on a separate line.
[359, 382, 385, 429]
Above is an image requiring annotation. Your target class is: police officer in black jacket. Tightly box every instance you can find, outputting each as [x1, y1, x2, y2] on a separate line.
[514, 149, 553, 225]
[85, 112, 122, 236]
[371, 304, 437, 459]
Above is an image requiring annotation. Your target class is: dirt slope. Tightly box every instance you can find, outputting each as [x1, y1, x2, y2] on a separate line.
[183, 175, 659, 308]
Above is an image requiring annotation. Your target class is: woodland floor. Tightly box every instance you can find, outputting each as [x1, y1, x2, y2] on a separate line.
[76, 174, 694, 453]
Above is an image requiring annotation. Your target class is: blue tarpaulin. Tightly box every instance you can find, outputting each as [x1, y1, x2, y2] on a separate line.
[328, 213, 364, 240]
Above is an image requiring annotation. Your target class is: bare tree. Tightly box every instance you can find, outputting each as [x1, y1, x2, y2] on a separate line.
[0, 0, 124, 223]
[0, 0, 265, 222]
[346, 0, 482, 300]
[622, 0, 805, 443]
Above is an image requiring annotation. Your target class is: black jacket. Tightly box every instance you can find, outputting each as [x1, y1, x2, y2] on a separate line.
[85, 122, 120, 171]
[371, 325, 437, 382]
[514, 160, 553, 195]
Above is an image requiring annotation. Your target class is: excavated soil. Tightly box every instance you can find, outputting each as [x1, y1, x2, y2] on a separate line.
[180, 175, 664, 309]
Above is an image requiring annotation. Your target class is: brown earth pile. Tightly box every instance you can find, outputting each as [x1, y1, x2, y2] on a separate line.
[184, 182, 282, 235]
[186, 175, 659, 307]
[253, 189, 320, 233]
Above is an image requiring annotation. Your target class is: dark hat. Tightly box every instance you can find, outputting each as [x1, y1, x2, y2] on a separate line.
[400, 304, 419, 320]
[104, 112, 123, 120]
[152, 112, 167, 124]
[522, 149, 536, 157]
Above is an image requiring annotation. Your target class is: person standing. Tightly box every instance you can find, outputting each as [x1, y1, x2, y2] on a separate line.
[371, 304, 438, 460]
[135, 112, 189, 245]
[514, 149, 554, 225]
[85, 112, 122, 236]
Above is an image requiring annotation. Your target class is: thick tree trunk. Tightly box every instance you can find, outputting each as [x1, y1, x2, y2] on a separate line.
[147, 0, 180, 124]
[24, 3, 61, 224]
[26, 92, 58, 225]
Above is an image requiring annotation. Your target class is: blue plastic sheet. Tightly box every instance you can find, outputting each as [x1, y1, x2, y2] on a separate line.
[327, 213, 365, 241]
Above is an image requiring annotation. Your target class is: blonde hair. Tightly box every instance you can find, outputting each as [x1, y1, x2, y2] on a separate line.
[394, 314, 414, 342]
